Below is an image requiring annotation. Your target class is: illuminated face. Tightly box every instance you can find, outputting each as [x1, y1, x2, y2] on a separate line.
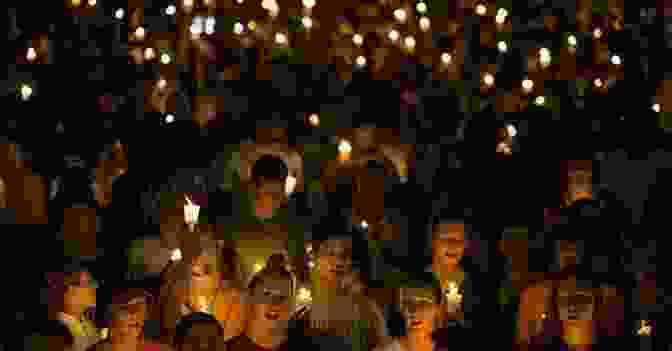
[190, 254, 218, 283]
[557, 280, 596, 346]
[316, 239, 353, 282]
[399, 288, 439, 335]
[256, 178, 286, 211]
[181, 322, 222, 351]
[566, 169, 593, 205]
[432, 223, 466, 269]
[63, 271, 96, 315]
[110, 298, 148, 339]
[250, 275, 293, 325]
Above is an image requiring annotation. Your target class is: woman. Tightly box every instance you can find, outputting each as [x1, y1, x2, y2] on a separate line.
[160, 237, 246, 344]
[174, 312, 225, 351]
[373, 273, 464, 351]
[87, 287, 173, 351]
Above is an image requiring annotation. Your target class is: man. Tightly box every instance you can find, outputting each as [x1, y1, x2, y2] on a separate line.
[45, 263, 100, 351]
[296, 231, 388, 351]
[226, 259, 295, 351]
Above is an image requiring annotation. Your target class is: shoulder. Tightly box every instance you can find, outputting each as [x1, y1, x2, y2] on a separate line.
[144, 341, 175, 351]
[372, 339, 400, 351]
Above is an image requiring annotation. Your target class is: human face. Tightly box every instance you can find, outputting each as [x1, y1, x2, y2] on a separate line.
[190, 254, 219, 290]
[110, 298, 147, 339]
[63, 271, 97, 316]
[256, 178, 285, 209]
[557, 279, 596, 345]
[316, 239, 353, 282]
[566, 169, 593, 205]
[432, 223, 466, 270]
[250, 275, 293, 324]
[180, 322, 223, 351]
[399, 288, 438, 335]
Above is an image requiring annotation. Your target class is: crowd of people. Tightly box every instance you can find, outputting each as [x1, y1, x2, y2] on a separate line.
[1, 122, 664, 351]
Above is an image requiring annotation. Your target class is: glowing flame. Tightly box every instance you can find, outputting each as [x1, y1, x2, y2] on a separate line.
[183, 195, 200, 224]
[171, 248, 182, 261]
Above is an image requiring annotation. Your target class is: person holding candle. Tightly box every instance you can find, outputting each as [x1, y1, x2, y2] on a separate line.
[45, 262, 100, 351]
[294, 226, 389, 351]
[373, 272, 468, 351]
[88, 286, 174, 351]
[159, 237, 246, 345]
[225, 257, 296, 351]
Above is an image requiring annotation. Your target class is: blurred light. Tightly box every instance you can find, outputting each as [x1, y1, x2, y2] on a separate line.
[653, 103, 661, 113]
[236, 0, 244, 3]
[302, 16, 313, 29]
[20, 84, 32, 101]
[286, 176, 297, 195]
[610, 55, 622, 65]
[302, 0, 315, 9]
[496, 8, 509, 19]
[483, 73, 494, 86]
[353, 33, 364, 46]
[275, 32, 287, 44]
[71, 0, 81, 6]
[165, 5, 176, 15]
[567, 34, 577, 47]
[233, 22, 245, 34]
[541, 313, 548, 319]
[475, 4, 487, 15]
[203, 0, 212, 5]
[144, 47, 155, 61]
[356, 55, 367, 67]
[205, 16, 216, 35]
[497, 41, 507, 53]
[361, 220, 368, 229]
[404, 36, 416, 49]
[419, 17, 430, 31]
[594, 78, 603, 87]
[534, 96, 545, 106]
[388, 29, 400, 42]
[171, 248, 182, 261]
[507, 124, 517, 137]
[638, 320, 652, 336]
[441, 52, 452, 64]
[190, 17, 203, 36]
[115, 8, 124, 19]
[308, 113, 319, 126]
[26, 47, 37, 62]
[416, 2, 427, 14]
[593, 28, 602, 39]
[100, 328, 109, 339]
[160, 53, 171, 64]
[165, 114, 175, 123]
[522, 79, 534, 93]
[539, 48, 551, 67]
[183, 0, 194, 8]
[307, 261, 315, 269]
[394, 9, 407, 22]
[338, 140, 352, 153]
[158, 78, 167, 90]
[248, 20, 257, 31]
[297, 287, 312, 302]
[253, 263, 264, 273]
[134, 27, 146, 40]
[88, 0, 96, 6]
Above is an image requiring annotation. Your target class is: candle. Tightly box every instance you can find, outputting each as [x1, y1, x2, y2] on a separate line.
[183, 195, 200, 232]
[445, 281, 462, 313]
[338, 139, 352, 162]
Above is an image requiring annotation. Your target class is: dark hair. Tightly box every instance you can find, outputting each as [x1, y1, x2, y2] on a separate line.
[252, 154, 288, 185]
[248, 257, 294, 292]
[174, 312, 223, 350]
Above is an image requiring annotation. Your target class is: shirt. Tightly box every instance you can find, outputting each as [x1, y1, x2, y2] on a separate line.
[225, 335, 290, 351]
